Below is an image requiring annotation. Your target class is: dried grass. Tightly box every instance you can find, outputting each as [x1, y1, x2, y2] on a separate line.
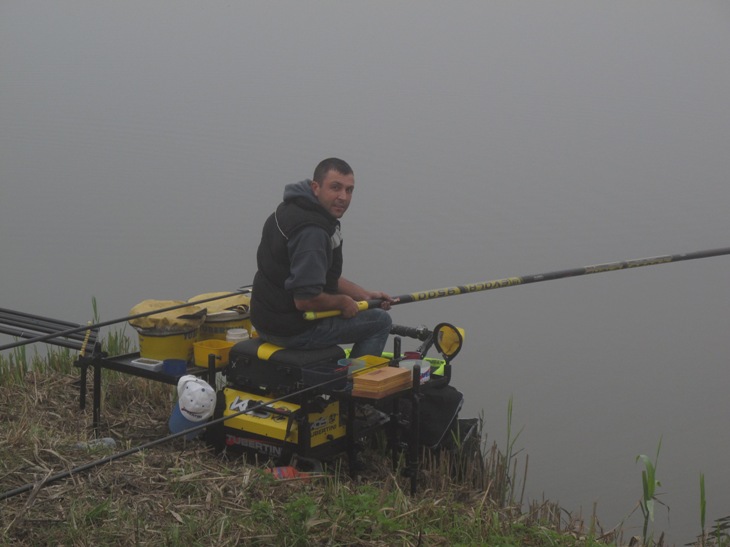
[1, 367, 614, 546]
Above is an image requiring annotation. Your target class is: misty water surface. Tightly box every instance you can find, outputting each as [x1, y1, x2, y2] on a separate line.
[2, 2, 729, 542]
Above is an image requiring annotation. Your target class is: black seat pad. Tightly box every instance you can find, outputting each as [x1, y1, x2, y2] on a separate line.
[230, 338, 345, 367]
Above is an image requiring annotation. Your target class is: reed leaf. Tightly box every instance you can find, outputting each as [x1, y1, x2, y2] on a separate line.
[636, 436, 663, 545]
[700, 472, 706, 544]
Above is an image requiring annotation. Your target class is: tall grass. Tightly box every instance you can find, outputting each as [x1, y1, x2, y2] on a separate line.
[1, 361, 608, 546]
[3, 320, 600, 545]
[701, 472, 707, 546]
[502, 395, 525, 507]
[0, 343, 78, 385]
[636, 437, 665, 546]
[697, 473, 730, 547]
[92, 295, 135, 356]
[0, 344, 28, 384]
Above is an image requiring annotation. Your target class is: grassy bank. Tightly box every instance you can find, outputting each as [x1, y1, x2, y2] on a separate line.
[0, 338, 724, 546]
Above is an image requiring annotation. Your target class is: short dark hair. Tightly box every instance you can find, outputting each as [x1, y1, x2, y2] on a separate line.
[313, 158, 353, 183]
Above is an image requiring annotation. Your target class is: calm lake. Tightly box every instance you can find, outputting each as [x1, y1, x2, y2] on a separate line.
[2, 2, 729, 542]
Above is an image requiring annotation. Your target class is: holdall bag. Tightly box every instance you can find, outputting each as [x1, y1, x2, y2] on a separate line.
[396, 383, 464, 449]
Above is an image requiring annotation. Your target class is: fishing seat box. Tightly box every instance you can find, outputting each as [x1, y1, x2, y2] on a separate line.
[224, 338, 347, 395]
[206, 386, 348, 464]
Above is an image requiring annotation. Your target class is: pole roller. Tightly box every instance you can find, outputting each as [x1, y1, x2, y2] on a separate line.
[304, 246, 730, 320]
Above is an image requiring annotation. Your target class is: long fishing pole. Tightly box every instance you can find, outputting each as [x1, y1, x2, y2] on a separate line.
[304, 246, 730, 320]
[0, 362, 364, 501]
[0, 288, 250, 352]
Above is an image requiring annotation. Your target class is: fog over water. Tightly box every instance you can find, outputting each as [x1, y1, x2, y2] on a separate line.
[2, 2, 729, 541]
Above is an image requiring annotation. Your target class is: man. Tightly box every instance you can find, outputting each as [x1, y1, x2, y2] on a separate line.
[250, 158, 393, 358]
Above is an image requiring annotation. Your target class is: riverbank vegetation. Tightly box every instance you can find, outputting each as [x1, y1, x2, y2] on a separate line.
[0, 335, 726, 546]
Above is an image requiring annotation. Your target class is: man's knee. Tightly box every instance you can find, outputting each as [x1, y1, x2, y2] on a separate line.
[366, 308, 392, 330]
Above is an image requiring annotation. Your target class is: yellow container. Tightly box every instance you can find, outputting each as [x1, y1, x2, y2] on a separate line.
[356, 354, 390, 374]
[194, 339, 234, 368]
[136, 327, 198, 361]
[200, 312, 252, 340]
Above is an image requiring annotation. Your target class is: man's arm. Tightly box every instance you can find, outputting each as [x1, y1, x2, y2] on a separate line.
[287, 228, 391, 317]
[294, 278, 392, 318]
[337, 278, 391, 304]
[293, 291, 360, 318]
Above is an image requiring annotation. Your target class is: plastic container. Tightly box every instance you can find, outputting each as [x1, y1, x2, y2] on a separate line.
[337, 358, 366, 376]
[136, 327, 199, 361]
[200, 311, 252, 340]
[399, 359, 431, 385]
[357, 354, 390, 371]
[193, 339, 234, 368]
[226, 328, 250, 343]
[163, 359, 188, 377]
[130, 357, 163, 371]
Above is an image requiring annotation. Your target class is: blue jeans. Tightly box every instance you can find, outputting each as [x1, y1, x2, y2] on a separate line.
[258, 309, 392, 359]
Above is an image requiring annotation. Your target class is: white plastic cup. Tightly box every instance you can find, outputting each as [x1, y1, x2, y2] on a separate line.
[399, 359, 431, 384]
[226, 328, 249, 343]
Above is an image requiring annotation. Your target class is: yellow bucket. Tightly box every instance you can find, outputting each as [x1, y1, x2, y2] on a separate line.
[136, 327, 199, 361]
[200, 311, 252, 340]
[193, 339, 234, 368]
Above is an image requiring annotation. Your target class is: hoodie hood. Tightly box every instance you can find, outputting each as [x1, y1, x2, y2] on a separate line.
[283, 179, 318, 205]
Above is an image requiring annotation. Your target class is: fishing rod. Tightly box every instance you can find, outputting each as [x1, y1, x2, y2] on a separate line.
[0, 309, 97, 351]
[304, 246, 730, 320]
[0, 363, 362, 501]
[0, 288, 251, 352]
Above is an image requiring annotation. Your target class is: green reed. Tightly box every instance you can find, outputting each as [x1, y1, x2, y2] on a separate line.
[636, 436, 664, 546]
[502, 395, 524, 507]
[700, 472, 707, 546]
[0, 345, 26, 384]
[91, 296, 136, 355]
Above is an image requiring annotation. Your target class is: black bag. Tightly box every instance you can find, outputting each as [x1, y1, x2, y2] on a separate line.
[414, 384, 464, 449]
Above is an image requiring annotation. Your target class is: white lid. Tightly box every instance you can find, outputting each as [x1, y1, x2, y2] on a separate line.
[226, 328, 249, 340]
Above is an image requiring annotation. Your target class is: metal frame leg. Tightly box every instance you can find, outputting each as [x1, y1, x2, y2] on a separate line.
[93, 362, 101, 433]
[78, 362, 88, 410]
[208, 353, 217, 387]
[409, 365, 421, 495]
[347, 398, 356, 474]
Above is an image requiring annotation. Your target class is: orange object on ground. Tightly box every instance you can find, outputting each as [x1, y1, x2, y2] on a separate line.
[265, 466, 310, 480]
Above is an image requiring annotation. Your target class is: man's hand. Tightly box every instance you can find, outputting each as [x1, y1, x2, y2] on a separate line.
[362, 290, 393, 310]
[338, 279, 394, 310]
[339, 296, 361, 318]
[294, 293, 361, 318]
[295, 280, 394, 318]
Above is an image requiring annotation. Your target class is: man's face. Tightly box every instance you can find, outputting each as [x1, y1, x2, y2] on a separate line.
[311, 170, 355, 219]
